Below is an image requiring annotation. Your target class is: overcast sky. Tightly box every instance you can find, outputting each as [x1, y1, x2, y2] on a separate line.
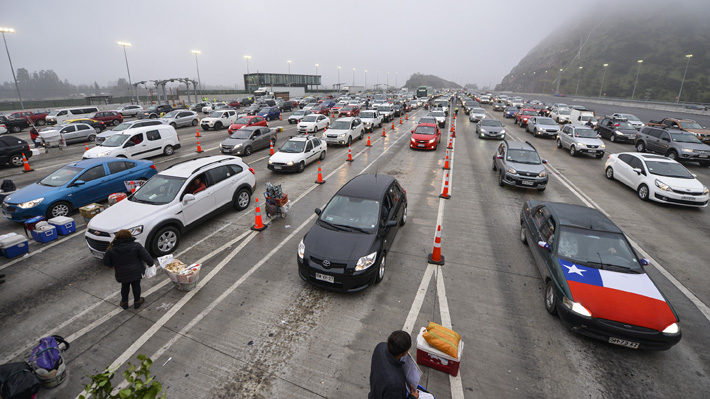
[1, 0, 591, 90]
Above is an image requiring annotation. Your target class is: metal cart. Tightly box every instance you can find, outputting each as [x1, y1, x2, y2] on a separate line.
[264, 182, 290, 219]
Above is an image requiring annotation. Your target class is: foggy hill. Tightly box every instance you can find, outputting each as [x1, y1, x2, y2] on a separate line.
[404, 73, 462, 90]
[496, 0, 710, 103]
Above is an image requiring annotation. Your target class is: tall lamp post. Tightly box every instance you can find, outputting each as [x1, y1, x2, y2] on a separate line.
[631, 60, 643, 100]
[243, 55, 251, 93]
[287, 60, 291, 74]
[0, 27, 23, 110]
[677, 54, 692, 103]
[190, 50, 202, 99]
[364, 70, 367, 90]
[598, 63, 608, 98]
[315, 64, 319, 91]
[387, 72, 389, 89]
[575, 66, 583, 96]
[117, 42, 135, 104]
[352, 68, 356, 86]
[337, 66, 341, 91]
[542, 70, 548, 94]
[555, 69, 563, 95]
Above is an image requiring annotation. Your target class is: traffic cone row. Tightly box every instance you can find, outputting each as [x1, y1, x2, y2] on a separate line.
[196, 128, 201, 138]
[382, 127, 386, 137]
[279, 113, 282, 121]
[366, 134, 371, 147]
[130, 180, 136, 194]
[452, 125, 456, 138]
[443, 150, 450, 170]
[315, 161, 325, 184]
[269, 140, 274, 155]
[399, 117, 403, 125]
[440, 172, 451, 199]
[84, 143, 89, 151]
[405, 113, 408, 121]
[427, 225, 445, 265]
[447, 137, 453, 149]
[22, 154, 33, 172]
[251, 197, 267, 231]
[391, 121, 395, 130]
[196, 138, 203, 153]
[346, 144, 353, 162]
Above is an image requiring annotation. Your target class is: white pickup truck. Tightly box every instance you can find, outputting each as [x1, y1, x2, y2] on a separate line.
[378, 104, 395, 122]
[200, 109, 238, 131]
[359, 110, 383, 132]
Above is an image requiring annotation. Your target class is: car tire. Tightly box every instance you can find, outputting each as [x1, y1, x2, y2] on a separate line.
[36, 119, 46, 126]
[88, 134, 96, 142]
[163, 145, 174, 156]
[149, 114, 157, 119]
[214, 122, 223, 130]
[319, 151, 326, 160]
[605, 166, 614, 180]
[374, 254, 386, 284]
[666, 150, 678, 161]
[637, 184, 650, 201]
[10, 125, 20, 133]
[610, 134, 616, 143]
[170, 123, 177, 129]
[112, 120, 120, 126]
[191, 119, 198, 126]
[400, 204, 407, 226]
[151, 226, 180, 256]
[9, 154, 23, 167]
[544, 280, 557, 315]
[569, 146, 576, 157]
[596, 153, 604, 159]
[233, 188, 251, 211]
[520, 223, 527, 245]
[498, 170, 505, 187]
[556, 139, 562, 148]
[297, 161, 305, 173]
[359, 131, 364, 140]
[46, 201, 72, 219]
[244, 146, 252, 156]
[635, 142, 645, 152]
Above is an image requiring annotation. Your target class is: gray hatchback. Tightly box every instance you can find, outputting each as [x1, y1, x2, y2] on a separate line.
[492, 140, 548, 191]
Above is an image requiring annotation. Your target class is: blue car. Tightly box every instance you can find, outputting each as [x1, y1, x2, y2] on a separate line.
[504, 107, 518, 119]
[2, 157, 158, 221]
[257, 107, 281, 121]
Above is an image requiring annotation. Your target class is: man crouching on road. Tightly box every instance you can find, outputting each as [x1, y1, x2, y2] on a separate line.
[369, 330, 418, 399]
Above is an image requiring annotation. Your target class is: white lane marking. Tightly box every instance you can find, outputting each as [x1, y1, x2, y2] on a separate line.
[402, 264, 436, 335]
[435, 266, 464, 399]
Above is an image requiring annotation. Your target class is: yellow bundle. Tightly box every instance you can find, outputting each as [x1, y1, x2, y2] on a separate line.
[423, 322, 461, 358]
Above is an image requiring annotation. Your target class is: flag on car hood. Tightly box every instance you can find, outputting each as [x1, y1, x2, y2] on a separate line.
[560, 259, 676, 331]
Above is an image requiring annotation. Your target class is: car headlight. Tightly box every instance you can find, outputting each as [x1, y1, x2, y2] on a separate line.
[297, 238, 305, 260]
[537, 127, 544, 132]
[428, 138, 436, 143]
[577, 143, 586, 147]
[562, 296, 592, 317]
[538, 170, 547, 178]
[18, 198, 44, 209]
[234, 144, 242, 148]
[500, 129, 506, 134]
[600, 144, 606, 149]
[355, 251, 377, 271]
[703, 186, 709, 195]
[97, 151, 113, 157]
[655, 179, 671, 191]
[507, 167, 517, 174]
[127, 225, 143, 236]
[662, 323, 680, 334]
[682, 148, 694, 153]
[480, 129, 487, 133]
[268, 159, 273, 165]
[286, 161, 294, 166]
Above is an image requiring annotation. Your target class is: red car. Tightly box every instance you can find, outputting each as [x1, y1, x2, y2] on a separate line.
[228, 100, 242, 108]
[338, 105, 360, 117]
[515, 108, 538, 127]
[88, 111, 123, 126]
[409, 123, 441, 150]
[228, 116, 268, 135]
[311, 105, 330, 115]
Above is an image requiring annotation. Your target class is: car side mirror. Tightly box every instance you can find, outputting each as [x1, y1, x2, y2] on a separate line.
[386, 220, 398, 228]
[537, 241, 551, 251]
[496, 154, 503, 159]
[542, 159, 548, 164]
[183, 194, 196, 204]
[662, 137, 670, 142]
[597, 134, 601, 138]
[639, 258, 650, 266]
[71, 180, 86, 187]
[633, 167, 642, 174]
[314, 208, 321, 215]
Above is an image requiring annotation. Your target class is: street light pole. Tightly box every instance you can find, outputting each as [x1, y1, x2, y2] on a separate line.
[364, 70, 367, 90]
[116, 42, 135, 104]
[352, 68, 356, 86]
[387, 72, 389, 89]
[315, 64, 318, 91]
[542, 70, 548, 94]
[631, 60, 643, 100]
[1, 27, 24, 109]
[287, 60, 291, 75]
[243, 55, 251, 93]
[191, 50, 202, 99]
[555, 69, 563, 95]
[598, 63, 608, 98]
[677, 54, 693, 103]
[575, 67, 583, 96]
[337, 66, 341, 91]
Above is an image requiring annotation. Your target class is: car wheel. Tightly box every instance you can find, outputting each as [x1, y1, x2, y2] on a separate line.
[36, 119, 46, 126]
[605, 166, 615, 180]
[46, 201, 72, 219]
[214, 122, 223, 130]
[610, 134, 616, 143]
[233, 188, 251, 211]
[319, 151, 326, 160]
[400, 204, 407, 226]
[297, 161, 305, 173]
[93, 126, 102, 133]
[544, 280, 557, 315]
[10, 125, 20, 133]
[88, 134, 96, 142]
[112, 120, 120, 126]
[359, 131, 364, 140]
[170, 123, 177, 129]
[498, 170, 505, 187]
[569, 146, 576, 157]
[665, 150, 678, 160]
[595, 153, 604, 159]
[149, 114, 157, 119]
[520, 223, 527, 245]
[637, 184, 649, 201]
[556, 139, 562, 148]
[191, 119, 198, 126]
[635, 142, 645, 152]
[163, 145, 174, 156]
[244, 146, 252, 156]
[9, 154, 23, 167]
[375, 254, 386, 284]
[151, 226, 180, 256]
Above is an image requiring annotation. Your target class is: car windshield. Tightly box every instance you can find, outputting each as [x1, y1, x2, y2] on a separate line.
[293, 111, 306, 116]
[522, 111, 537, 116]
[505, 107, 517, 112]
[131, 175, 186, 205]
[163, 111, 179, 118]
[580, 116, 593, 122]
[302, 115, 318, 122]
[342, 107, 353, 111]
[209, 111, 223, 118]
[231, 130, 254, 139]
[258, 108, 271, 113]
[481, 120, 503, 127]
[572, 128, 597, 138]
[556, 227, 642, 272]
[280, 140, 306, 153]
[319, 195, 380, 231]
[537, 118, 556, 125]
[331, 121, 352, 130]
[507, 149, 541, 164]
[430, 111, 445, 117]
[645, 161, 694, 178]
[235, 118, 251, 124]
[39, 165, 83, 187]
[621, 114, 640, 121]
[146, 106, 158, 112]
[680, 122, 703, 129]
[670, 133, 702, 143]
[380, 106, 393, 111]
[102, 134, 129, 147]
[559, 109, 571, 115]
[111, 122, 133, 131]
[360, 112, 376, 118]
[472, 108, 485, 114]
[414, 126, 437, 135]
[46, 110, 60, 117]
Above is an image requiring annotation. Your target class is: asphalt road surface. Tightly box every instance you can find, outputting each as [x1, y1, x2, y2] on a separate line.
[1, 101, 709, 399]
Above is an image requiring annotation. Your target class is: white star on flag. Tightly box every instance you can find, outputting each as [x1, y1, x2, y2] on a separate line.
[564, 264, 586, 276]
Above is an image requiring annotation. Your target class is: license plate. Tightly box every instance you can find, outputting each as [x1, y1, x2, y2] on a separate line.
[418, 144, 425, 147]
[700, 154, 708, 158]
[521, 180, 534, 186]
[315, 273, 334, 283]
[274, 166, 282, 170]
[681, 196, 695, 201]
[89, 248, 105, 259]
[588, 149, 597, 153]
[608, 337, 639, 349]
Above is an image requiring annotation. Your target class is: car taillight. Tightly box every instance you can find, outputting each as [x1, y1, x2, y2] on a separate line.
[150, 164, 157, 169]
[249, 167, 255, 175]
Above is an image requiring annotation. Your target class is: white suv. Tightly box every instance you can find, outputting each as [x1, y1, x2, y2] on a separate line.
[268, 135, 326, 173]
[200, 110, 238, 131]
[322, 117, 364, 145]
[85, 155, 256, 256]
[297, 114, 330, 134]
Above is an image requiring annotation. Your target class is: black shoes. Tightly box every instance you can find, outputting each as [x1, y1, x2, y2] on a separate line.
[134, 297, 145, 309]
[120, 300, 129, 309]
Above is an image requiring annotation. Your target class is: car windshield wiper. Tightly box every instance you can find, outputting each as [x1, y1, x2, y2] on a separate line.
[333, 224, 369, 233]
[604, 264, 641, 274]
[318, 219, 349, 231]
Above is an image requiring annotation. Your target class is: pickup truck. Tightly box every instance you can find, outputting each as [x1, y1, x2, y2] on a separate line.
[8, 111, 48, 126]
[359, 110, 383, 132]
[0, 115, 30, 133]
[635, 126, 710, 166]
[378, 105, 395, 122]
[200, 109, 238, 130]
[646, 118, 710, 144]
[219, 126, 277, 156]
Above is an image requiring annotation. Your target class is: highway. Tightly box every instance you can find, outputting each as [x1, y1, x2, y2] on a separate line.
[1, 99, 709, 399]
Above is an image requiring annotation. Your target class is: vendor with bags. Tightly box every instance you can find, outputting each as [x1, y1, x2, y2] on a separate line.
[103, 229, 154, 310]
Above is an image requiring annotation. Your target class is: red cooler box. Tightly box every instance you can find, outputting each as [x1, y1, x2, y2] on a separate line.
[416, 326, 463, 377]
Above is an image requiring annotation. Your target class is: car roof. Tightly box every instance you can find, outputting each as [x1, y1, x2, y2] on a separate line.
[336, 117, 355, 122]
[416, 123, 437, 128]
[68, 157, 139, 168]
[336, 174, 395, 200]
[287, 135, 313, 142]
[545, 202, 622, 233]
[163, 155, 240, 177]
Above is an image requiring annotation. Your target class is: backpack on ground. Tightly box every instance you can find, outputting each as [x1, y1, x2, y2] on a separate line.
[0, 179, 15, 193]
[0, 362, 41, 399]
[28, 335, 69, 388]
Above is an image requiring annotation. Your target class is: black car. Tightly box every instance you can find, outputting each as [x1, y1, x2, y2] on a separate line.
[519, 201, 681, 350]
[190, 102, 209, 112]
[243, 104, 262, 116]
[297, 174, 407, 292]
[279, 101, 293, 112]
[0, 136, 32, 167]
[492, 140, 548, 191]
[138, 104, 173, 119]
[596, 118, 637, 143]
[0, 115, 30, 133]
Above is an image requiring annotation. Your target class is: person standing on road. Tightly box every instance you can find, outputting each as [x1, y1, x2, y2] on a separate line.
[368, 330, 419, 399]
[29, 124, 40, 148]
[103, 229, 154, 310]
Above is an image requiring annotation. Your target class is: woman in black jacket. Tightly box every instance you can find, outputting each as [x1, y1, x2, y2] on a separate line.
[103, 229, 154, 309]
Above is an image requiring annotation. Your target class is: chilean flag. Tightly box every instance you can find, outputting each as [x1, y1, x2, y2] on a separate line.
[560, 259, 676, 331]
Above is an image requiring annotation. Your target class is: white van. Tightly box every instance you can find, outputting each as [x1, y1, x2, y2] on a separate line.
[45, 106, 100, 125]
[570, 108, 597, 127]
[82, 125, 181, 159]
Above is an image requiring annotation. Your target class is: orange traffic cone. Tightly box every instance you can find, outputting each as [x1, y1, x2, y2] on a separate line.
[84, 143, 89, 151]
[279, 113, 282, 121]
[251, 197, 267, 231]
[366, 134, 371, 147]
[405, 113, 408, 121]
[21, 154, 33, 172]
[452, 126, 456, 138]
[382, 127, 386, 137]
[450, 123, 454, 133]
[391, 121, 395, 130]
[269, 140, 274, 155]
[427, 225, 445, 265]
[399, 117, 403, 125]
[130, 181, 136, 193]
[447, 137, 453, 150]
[315, 161, 325, 184]
[443, 151, 450, 170]
[346, 144, 354, 162]
[196, 128, 201, 138]
[440, 172, 451, 199]
[196, 138, 203, 153]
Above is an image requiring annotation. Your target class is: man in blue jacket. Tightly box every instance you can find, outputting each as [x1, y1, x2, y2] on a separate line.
[368, 331, 419, 399]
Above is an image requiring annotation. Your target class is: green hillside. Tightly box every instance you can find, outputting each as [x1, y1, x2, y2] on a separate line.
[496, 0, 710, 103]
[404, 73, 461, 90]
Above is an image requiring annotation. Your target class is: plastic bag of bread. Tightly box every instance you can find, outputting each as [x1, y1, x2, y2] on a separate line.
[423, 322, 461, 358]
